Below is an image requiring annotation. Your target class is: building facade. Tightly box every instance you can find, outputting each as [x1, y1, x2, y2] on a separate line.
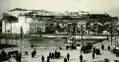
[2, 16, 46, 34]
[29, 21, 46, 34]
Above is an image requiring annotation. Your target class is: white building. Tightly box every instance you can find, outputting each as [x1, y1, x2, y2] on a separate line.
[2, 16, 46, 34]
[2, 8, 47, 34]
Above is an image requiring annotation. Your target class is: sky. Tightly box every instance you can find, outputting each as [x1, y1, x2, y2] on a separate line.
[0, 0, 119, 19]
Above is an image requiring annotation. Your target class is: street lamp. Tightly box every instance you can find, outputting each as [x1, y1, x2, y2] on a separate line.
[20, 27, 23, 57]
[104, 22, 114, 45]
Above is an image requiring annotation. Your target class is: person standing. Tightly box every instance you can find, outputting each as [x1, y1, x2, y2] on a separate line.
[31, 49, 36, 58]
[52, 52, 54, 59]
[25, 51, 28, 55]
[66, 45, 68, 50]
[79, 54, 83, 62]
[101, 44, 104, 50]
[49, 52, 52, 58]
[108, 45, 110, 51]
[57, 52, 61, 59]
[55, 50, 57, 58]
[47, 56, 50, 62]
[64, 58, 67, 62]
[67, 53, 70, 61]
[16, 52, 21, 62]
[93, 46, 96, 53]
[41, 55, 45, 62]
[31, 44, 34, 48]
[19, 53, 21, 62]
[92, 52, 95, 59]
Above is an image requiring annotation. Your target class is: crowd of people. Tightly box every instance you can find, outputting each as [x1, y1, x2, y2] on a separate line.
[0, 42, 117, 62]
[30, 43, 111, 62]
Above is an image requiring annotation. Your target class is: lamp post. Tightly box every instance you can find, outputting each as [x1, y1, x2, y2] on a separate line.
[5, 20, 7, 44]
[11, 22, 13, 50]
[110, 23, 113, 45]
[81, 23, 84, 46]
[20, 27, 23, 57]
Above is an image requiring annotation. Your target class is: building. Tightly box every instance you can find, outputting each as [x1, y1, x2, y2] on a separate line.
[1, 8, 118, 35]
[29, 21, 46, 34]
[2, 16, 46, 34]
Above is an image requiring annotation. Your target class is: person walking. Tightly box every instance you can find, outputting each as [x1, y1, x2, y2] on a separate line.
[67, 53, 70, 61]
[41, 55, 45, 62]
[79, 54, 83, 62]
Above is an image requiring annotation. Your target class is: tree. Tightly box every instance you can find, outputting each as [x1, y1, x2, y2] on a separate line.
[55, 23, 60, 30]
[2, 12, 18, 44]
[46, 23, 55, 33]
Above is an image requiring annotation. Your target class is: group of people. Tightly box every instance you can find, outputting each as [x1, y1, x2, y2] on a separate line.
[92, 44, 111, 59]
[31, 49, 61, 62]
[41, 50, 61, 62]
[64, 53, 70, 62]
[30, 43, 111, 62]
[50, 50, 61, 59]
[0, 50, 21, 62]
[31, 49, 83, 62]
[0, 43, 111, 62]
[64, 53, 83, 62]
[0, 50, 8, 62]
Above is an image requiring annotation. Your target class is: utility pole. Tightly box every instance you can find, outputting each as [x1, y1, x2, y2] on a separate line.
[115, 30, 117, 46]
[81, 23, 84, 46]
[5, 20, 7, 44]
[20, 27, 23, 57]
[75, 23, 77, 37]
[74, 23, 77, 43]
[110, 23, 113, 45]
[11, 22, 13, 50]
[114, 23, 117, 47]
